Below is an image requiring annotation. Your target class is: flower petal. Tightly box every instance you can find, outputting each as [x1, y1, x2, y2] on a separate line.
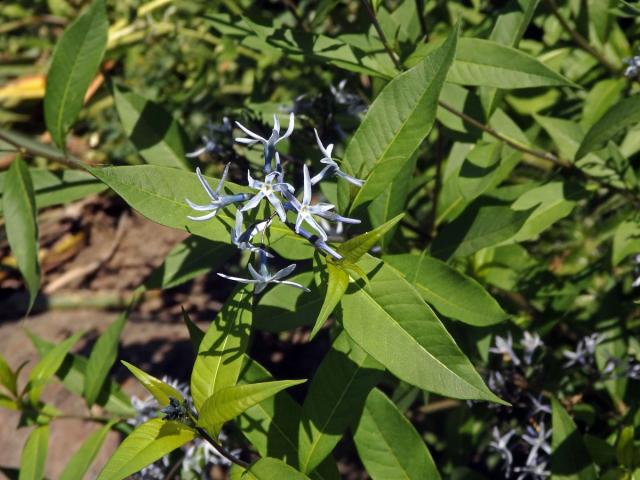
[235, 121, 267, 143]
[196, 167, 218, 200]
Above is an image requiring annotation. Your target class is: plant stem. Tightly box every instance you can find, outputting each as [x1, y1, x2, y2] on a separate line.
[360, 0, 402, 71]
[544, 0, 618, 73]
[196, 427, 250, 469]
[437, 100, 568, 166]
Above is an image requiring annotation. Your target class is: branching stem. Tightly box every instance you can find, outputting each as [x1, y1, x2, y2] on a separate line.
[196, 427, 250, 469]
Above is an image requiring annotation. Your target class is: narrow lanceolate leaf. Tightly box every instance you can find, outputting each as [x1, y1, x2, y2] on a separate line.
[338, 25, 458, 212]
[121, 361, 184, 407]
[354, 389, 440, 480]
[84, 309, 129, 406]
[182, 308, 205, 353]
[551, 398, 598, 480]
[28, 331, 84, 404]
[30, 333, 134, 416]
[384, 252, 507, 326]
[97, 419, 196, 480]
[44, 0, 108, 149]
[59, 422, 114, 480]
[338, 214, 404, 264]
[341, 255, 505, 403]
[87, 165, 306, 254]
[236, 357, 340, 480]
[575, 95, 640, 159]
[3, 157, 40, 312]
[19, 425, 49, 480]
[245, 458, 311, 480]
[310, 262, 349, 340]
[298, 331, 383, 474]
[430, 199, 532, 261]
[0, 353, 18, 397]
[480, 0, 541, 115]
[191, 287, 253, 411]
[612, 220, 640, 266]
[510, 181, 585, 242]
[199, 380, 306, 437]
[113, 85, 193, 170]
[448, 38, 574, 89]
[0, 168, 106, 216]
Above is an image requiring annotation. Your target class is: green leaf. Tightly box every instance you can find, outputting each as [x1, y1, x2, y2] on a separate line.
[0, 169, 106, 216]
[19, 425, 49, 480]
[341, 255, 505, 403]
[43, 0, 108, 149]
[244, 457, 311, 480]
[581, 78, 625, 130]
[615, 426, 635, 468]
[353, 388, 440, 480]
[97, 419, 196, 480]
[199, 379, 306, 436]
[87, 165, 307, 256]
[191, 287, 253, 411]
[182, 308, 205, 353]
[113, 85, 193, 170]
[480, 0, 541, 115]
[448, 37, 575, 89]
[337, 214, 404, 264]
[366, 153, 418, 250]
[0, 354, 17, 397]
[431, 199, 532, 261]
[144, 236, 234, 290]
[510, 181, 585, 242]
[576, 95, 640, 160]
[298, 331, 383, 474]
[551, 397, 598, 479]
[121, 361, 184, 407]
[236, 357, 340, 480]
[310, 262, 349, 340]
[338, 25, 458, 212]
[84, 309, 128, 406]
[612, 220, 640, 266]
[28, 331, 84, 404]
[59, 422, 113, 480]
[384, 252, 507, 326]
[255, 271, 321, 333]
[29, 333, 134, 416]
[3, 157, 40, 312]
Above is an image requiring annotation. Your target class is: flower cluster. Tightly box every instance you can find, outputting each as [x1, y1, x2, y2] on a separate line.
[185, 113, 364, 294]
[624, 55, 640, 79]
[486, 332, 550, 479]
[129, 377, 239, 479]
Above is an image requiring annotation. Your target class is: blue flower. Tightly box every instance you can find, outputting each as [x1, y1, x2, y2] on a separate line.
[235, 113, 294, 173]
[186, 117, 232, 157]
[490, 333, 521, 366]
[522, 422, 551, 467]
[217, 250, 309, 294]
[241, 170, 294, 222]
[310, 129, 364, 187]
[521, 331, 544, 365]
[488, 426, 516, 474]
[185, 164, 250, 221]
[230, 209, 273, 257]
[286, 164, 336, 240]
[514, 460, 550, 480]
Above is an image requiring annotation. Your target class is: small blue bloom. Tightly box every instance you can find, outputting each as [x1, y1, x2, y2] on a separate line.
[235, 113, 294, 173]
[230, 209, 273, 257]
[521, 331, 544, 365]
[185, 164, 250, 221]
[488, 426, 516, 474]
[241, 170, 294, 222]
[522, 422, 552, 467]
[514, 460, 550, 480]
[217, 250, 310, 294]
[310, 129, 364, 187]
[286, 164, 336, 241]
[490, 333, 521, 366]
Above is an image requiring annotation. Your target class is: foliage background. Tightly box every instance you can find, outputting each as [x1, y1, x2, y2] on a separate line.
[1, 0, 640, 479]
